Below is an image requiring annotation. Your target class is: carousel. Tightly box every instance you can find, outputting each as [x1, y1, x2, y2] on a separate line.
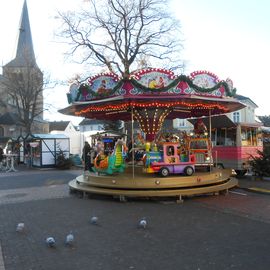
[59, 69, 245, 200]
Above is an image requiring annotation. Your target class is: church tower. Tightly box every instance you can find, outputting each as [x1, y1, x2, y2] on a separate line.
[4, 0, 37, 69]
[0, 0, 47, 138]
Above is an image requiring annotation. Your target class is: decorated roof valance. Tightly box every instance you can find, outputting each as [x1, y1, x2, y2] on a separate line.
[67, 69, 236, 104]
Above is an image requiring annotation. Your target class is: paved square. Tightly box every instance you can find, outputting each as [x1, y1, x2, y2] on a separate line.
[0, 169, 269, 270]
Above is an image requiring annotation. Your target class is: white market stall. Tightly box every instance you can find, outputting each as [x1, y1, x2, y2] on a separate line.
[25, 134, 70, 168]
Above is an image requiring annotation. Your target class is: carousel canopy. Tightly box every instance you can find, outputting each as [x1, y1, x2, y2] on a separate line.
[59, 69, 245, 140]
[60, 69, 245, 121]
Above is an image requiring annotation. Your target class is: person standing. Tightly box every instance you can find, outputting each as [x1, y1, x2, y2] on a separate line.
[82, 141, 91, 171]
[0, 147, 4, 170]
[89, 146, 96, 172]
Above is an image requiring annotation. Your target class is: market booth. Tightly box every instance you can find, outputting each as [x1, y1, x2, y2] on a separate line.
[24, 134, 70, 168]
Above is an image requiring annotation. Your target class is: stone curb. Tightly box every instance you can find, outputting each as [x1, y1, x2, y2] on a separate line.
[239, 186, 270, 195]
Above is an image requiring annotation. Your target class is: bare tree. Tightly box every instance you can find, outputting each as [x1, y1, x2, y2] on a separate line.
[2, 54, 46, 134]
[258, 115, 270, 127]
[57, 0, 183, 78]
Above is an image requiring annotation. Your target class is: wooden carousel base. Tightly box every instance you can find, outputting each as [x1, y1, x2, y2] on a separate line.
[69, 166, 238, 199]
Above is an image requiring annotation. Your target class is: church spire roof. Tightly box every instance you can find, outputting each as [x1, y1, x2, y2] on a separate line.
[5, 0, 37, 67]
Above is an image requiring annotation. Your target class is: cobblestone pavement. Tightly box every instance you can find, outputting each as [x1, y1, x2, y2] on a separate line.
[192, 189, 270, 224]
[0, 184, 69, 205]
[0, 169, 269, 270]
[238, 175, 270, 194]
[0, 169, 82, 205]
[0, 168, 81, 190]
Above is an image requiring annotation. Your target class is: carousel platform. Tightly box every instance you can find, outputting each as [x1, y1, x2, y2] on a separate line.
[69, 166, 238, 200]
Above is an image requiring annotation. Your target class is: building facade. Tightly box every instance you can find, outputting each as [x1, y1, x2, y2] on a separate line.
[228, 94, 259, 124]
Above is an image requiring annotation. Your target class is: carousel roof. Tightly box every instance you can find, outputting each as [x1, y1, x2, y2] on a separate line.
[59, 69, 245, 121]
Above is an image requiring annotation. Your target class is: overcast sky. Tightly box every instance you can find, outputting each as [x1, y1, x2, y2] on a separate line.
[0, 0, 269, 124]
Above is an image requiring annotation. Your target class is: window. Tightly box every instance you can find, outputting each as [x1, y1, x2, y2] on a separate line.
[233, 112, 240, 123]
[216, 128, 226, 145]
[174, 118, 186, 128]
[226, 128, 236, 146]
[241, 127, 258, 146]
[178, 119, 186, 127]
[166, 146, 175, 156]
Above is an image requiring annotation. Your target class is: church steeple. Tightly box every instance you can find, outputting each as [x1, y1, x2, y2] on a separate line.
[16, 0, 36, 61]
[5, 0, 37, 67]
[0, 0, 45, 136]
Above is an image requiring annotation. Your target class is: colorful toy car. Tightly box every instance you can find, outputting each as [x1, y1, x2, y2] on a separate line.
[188, 136, 213, 170]
[143, 142, 196, 177]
